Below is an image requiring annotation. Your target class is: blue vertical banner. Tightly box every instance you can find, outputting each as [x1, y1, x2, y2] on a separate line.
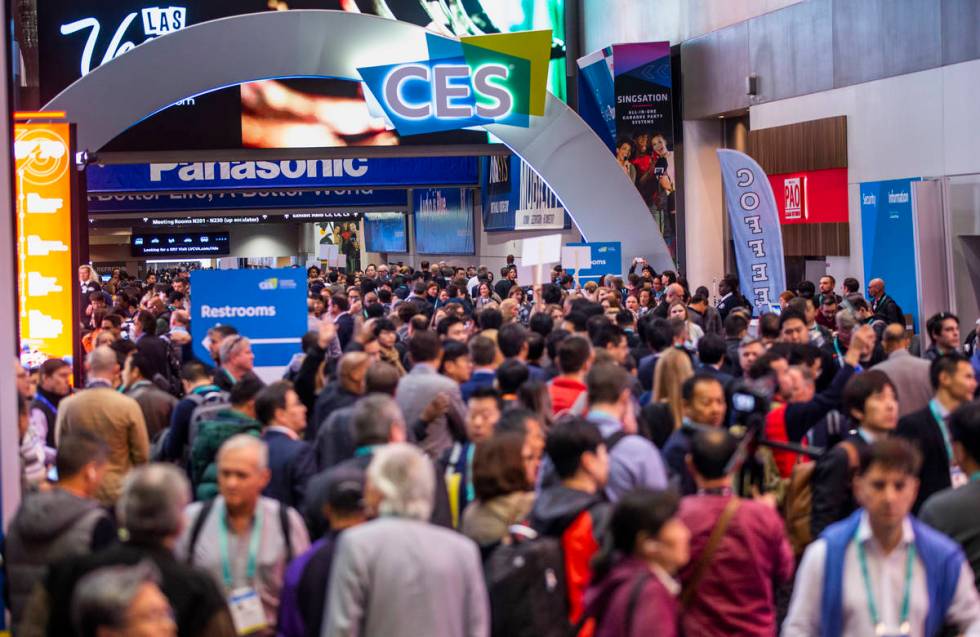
[717, 150, 787, 314]
[860, 178, 921, 332]
[190, 268, 307, 367]
[576, 46, 616, 151]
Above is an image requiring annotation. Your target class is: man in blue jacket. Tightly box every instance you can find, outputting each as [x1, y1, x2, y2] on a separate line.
[784, 438, 980, 636]
[256, 380, 317, 509]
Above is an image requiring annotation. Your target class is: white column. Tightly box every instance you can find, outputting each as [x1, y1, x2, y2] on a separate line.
[682, 119, 727, 296]
[1, 10, 21, 529]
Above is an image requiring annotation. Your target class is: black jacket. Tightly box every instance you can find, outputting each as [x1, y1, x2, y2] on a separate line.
[136, 334, 173, 386]
[334, 313, 355, 352]
[871, 294, 904, 326]
[810, 432, 870, 539]
[897, 404, 952, 513]
[310, 383, 359, 441]
[42, 542, 232, 637]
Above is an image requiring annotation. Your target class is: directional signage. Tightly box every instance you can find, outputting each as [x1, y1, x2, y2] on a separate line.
[190, 267, 307, 368]
[14, 119, 76, 362]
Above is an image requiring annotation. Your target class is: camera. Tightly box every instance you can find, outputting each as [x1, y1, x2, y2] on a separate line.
[728, 380, 772, 439]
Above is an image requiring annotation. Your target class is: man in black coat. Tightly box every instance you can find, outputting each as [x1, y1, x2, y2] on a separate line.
[133, 310, 173, 388]
[328, 294, 355, 352]
[897, 353, 977, 512]
[810, 370, 899, 538]
[716, 274, 748, 321]
[868, 277, 904, 326]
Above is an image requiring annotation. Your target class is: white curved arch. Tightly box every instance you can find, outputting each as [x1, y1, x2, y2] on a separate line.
[43, 10, 673, 271]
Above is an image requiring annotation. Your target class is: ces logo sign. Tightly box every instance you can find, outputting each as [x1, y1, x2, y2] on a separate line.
[358, 30, 551, 136]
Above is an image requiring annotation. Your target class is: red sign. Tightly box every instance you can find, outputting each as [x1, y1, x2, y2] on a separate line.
[767, 168, 848, 224]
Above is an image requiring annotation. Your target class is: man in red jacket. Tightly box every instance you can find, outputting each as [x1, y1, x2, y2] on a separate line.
[549, 336, 593, 416]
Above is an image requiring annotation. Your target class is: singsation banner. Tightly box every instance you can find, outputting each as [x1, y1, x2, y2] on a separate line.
[717, 149, 786, 315]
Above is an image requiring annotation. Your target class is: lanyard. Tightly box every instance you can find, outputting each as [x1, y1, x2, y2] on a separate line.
[855, 532, 915, 635]
[833, 338, 845, 367]
[218, 500, 263, 590]
[465, 443, 476, 503]
[33, 392, 57, 413]
[354, 445, 381, 458]
[928, 399, 955, 463]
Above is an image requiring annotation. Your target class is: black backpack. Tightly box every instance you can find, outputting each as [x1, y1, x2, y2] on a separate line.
[484, 525, 572, 637]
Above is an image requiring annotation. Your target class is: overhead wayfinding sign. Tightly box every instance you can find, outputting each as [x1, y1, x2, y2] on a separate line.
[14, 117, 77, 362]
[191, 267, 306, 368]
[358, 30, 551, 136]
[87, 156, 478, 193]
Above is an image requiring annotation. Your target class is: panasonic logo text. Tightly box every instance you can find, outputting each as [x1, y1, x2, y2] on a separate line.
[200, 304, 277, 319]
[150, 159, 369, 183]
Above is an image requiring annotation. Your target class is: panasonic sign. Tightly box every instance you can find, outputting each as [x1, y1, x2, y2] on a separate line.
[149, 159, 369, 183]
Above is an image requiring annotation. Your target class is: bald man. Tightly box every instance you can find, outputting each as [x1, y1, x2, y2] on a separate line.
[654, 282, 687, 319]
[868, 278, 904, 326]
[872, 323, 932, 417]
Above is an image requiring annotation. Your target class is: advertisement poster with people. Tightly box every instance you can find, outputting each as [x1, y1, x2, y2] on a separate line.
[612, 42, 676, 261]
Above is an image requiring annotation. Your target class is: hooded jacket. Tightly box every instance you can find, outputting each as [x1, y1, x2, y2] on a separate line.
[584, 556, 678, 637]
[461, 491, 535, 547]
[3, 488, 112, 624]
[530, 485, 611, 635]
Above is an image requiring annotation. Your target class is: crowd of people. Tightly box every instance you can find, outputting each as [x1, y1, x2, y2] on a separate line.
[6, 257, 980, 636]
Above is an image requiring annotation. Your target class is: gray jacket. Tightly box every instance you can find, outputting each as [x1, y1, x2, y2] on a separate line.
[4, 489, 110, 625]
[395, 364, 466, 458]
[324, 517, 489, 637]
[872, 349, 933, 418]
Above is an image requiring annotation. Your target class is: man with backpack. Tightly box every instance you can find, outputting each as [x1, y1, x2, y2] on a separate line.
[190, 374, 265, 500]
[530, 418, 611, 637]
[177, 435, 310, 637]
[160, 361, 227, 466]
[584, 364, 667, 502]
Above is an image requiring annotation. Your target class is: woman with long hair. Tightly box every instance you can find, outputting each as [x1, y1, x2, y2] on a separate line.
[584, 489, 689, 637]
[474, 281, 496, 311]
[460, 432, 535, 549]
[667, 302, 703, 349]
[652, 348, 694, 431]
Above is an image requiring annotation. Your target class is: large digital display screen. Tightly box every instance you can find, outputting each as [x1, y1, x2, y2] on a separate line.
[363, 213, 408, 253]
[413, 188, 474, 255]
[36, 1, 565, 152]
[131, 231, 230, 257]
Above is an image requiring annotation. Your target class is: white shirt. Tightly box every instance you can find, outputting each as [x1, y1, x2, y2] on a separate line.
[783, 512, 980, 636]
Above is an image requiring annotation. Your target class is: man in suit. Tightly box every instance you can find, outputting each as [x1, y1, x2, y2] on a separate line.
[867, 277, 904, 326]
[323, 444, 489, 637]
[897, 353, 977, 512]
[459, 335, 498, 401]
[133, 310, 173, 388]
[395, 330, 467, 458]
[329, 294, 355, 352]
[872, 322, 932, 417]
[257, 381, 317, 509]
[716, 274, 745, 321]
[55, 346, 149, 506]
